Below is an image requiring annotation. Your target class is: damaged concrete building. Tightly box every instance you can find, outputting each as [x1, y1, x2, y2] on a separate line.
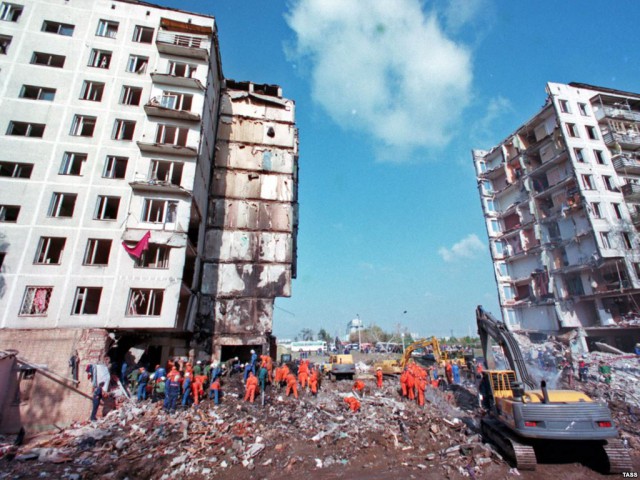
[0, 0, 297, 431]
[473, 82, 640, 352]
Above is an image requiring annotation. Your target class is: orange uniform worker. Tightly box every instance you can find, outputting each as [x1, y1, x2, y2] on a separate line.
[309, 367, 319, 395]
[353, 379, 365, 394]
[375, 367, 383, 388]
[244, 371, 259, 402]
[406, 370, 416, 400]
[416, 376, 427, 406]
[285, 372, 298, 399]
[400, 369, 409, 397]
[209, 377, 221, 404]
[191, 376, 204, 405]
[344, 396, 361, 412]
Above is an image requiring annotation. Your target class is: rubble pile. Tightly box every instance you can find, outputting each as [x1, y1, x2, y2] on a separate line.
[0, 376, 511, 480]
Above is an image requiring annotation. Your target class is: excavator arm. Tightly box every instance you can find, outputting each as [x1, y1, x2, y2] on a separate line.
[400, 337, 442, 369]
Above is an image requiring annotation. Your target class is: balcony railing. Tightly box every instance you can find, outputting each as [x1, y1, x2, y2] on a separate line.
[156, 31, 210, 60]
[595, 105, 640, 123]
[621, 183, 640, 199]
[603, 131, 640, 150]
[612, 154, 640, 174]
[144, 97, 201, 122]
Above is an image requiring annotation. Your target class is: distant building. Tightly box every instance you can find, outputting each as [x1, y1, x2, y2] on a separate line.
[473, 82, 640, 352]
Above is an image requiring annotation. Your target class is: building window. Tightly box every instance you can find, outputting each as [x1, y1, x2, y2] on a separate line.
[485, 199, 496, 212]
[41, 20, 74, 36]
[141, 199, 177, 223]
[0, 34, 12, 54]
[558, 99, 571, 114]
[168, 61, 196, 78]
[0, 3, 23, 22]
[72, 287, 101, 315]
[490, 219, 500, 234]
[622, 232, 633, 250]
[150, 160, 183, 185]
[19, 286, 52, 316]
[482, 180, 493, 195]
[591, 202, 602, 219]
[88, 49, 111, 69]
[96, 19, 118, 38]
[566, 275, 584, 296]
[0, 161, 32, 178]
[70, 115, 96, 137]
[120, 86, 142, 105]
[80, 81, 105, 101]
[0, 252, 5, 269]
[585, 125, 599, 140]
[94, 195, 120, 220]
[127, 288, 164, 316]
[112, 119, 135, 140]
[20, 85, 56, 101]
[103, 156, 127, 179]
[31, 51, 65, 68]
[566, 123, 579, 138]
[83, 239, 111, 265]
[126, 55, 148, 73]
[573, 148, 585, 163]
[136, 244, 170, 269]
[612, 203, 622, 219]
[578, 103, 589, 116]
[7, 121, 45, 137]
[155, 124, 188, 146]
[600, 231, 611, 249]
[59, 152, 86, 176]
[48, 192, 76, 218]
[159, 91, 193, 111]
[581, 174, 595, 190]
[593, 149, 606, 165]
[132, 25, 154, 43]
[603, 175, 617, 192]
[0, 205, 20, 222]
[34, 236, 65, 264]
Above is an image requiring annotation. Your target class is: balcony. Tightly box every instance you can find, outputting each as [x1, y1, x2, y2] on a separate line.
[603, 131, 640, 151]
[129, 180, 192, 197]
[137, 141, 197, 157]
[631, 211, 640, 227]
[150, 73, 204, 90]
[621, 183, 640, 201]
[144, 98, 201, 122]
[595, 105, 640, 123]
[612, 154, 640, 174]
[156, 31, 210, 60]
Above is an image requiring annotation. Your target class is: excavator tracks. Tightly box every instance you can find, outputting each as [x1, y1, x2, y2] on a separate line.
[480, 418, 536, 470]
[603, 438, 633, 474]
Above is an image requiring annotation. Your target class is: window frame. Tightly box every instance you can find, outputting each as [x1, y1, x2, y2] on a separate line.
[94, 195, 120, 221]
[102, 156, 127, 179]
[600, 231, 611, 249]
[95, 19, 118, 38]
[132, 25, 154, 43]
[0, 2, 23, 22]
[593, 149, 606, 165]
[585, 125, 599, 140]
[72, 287, 102, 315]
[0, 204, 20, 222]
[581, 174, 595, 190]
[120, 86, 142, 106]
[31, 51, 65, 68]
[126, 55, 148, 73]
[0, 161, 33, 178]
[33, 236, 66, 265]
[20, 85, 56, 101]
[591, 202, 602, 219]
[135, 244, 170, 269]
[141, 198, 178, 223]
[19, 286, 53, 316]
[59, 152, 86, 176]
[88, 49, 112, 69]
[47, 192, 77, 218]
[112, 119, 136, 140]
[126, 288, 164, 316]
[70, 115, 96, 137]
[0, 34, 12, 54]
[566, 123, 580, 138]
[83, 238, 112, 266]
[578, 103, 589, 116]
[41, 20, 74, 36]
[80, 81, 105, 102]
[7, 121, 45, 137]
[558, 99, 571, 114]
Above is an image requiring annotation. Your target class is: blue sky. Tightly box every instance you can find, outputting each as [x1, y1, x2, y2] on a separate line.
[161, 0, 640, 340]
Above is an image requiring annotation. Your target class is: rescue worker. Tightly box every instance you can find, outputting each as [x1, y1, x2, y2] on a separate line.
[245, 371, 259, 403]
[166, 374, 181, 413]
[344, 396, 360, 412]
[375, 367, 383, 388]
[298, 360, 309, 389]
[400, 368, 409, 398]
[209, 377, 221, 405]
[598, 361, 612, 384]
[353, 379, 365, 398]
[223, 357, 239, 377]
[406, 369, 416, 401]
[280, 363, 291, 388]
[191, 374, 204, 406]
[452, 362, 460, 385]
[194, 360, 202, 376]
[181, 372, 192, 407]
[249, 349, 258, 375]
[445, 361, 454, 385]
[309, 366, 319, 396]
[243, 362, 253, 382]
[258, 365, 269, 392]
[285, 372, 299, 399]
[137, 367, 149, 401]
[416, 375, 427, 407]
[90, 381, 105, 421]
[578, 356, 589, 382]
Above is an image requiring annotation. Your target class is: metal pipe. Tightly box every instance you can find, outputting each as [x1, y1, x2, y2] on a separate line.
[541, 380, 550, 404]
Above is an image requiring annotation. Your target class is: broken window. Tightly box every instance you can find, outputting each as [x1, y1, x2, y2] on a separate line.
[0, 161, 32, 178]
[34, 236, 65, 264]
[578, 103, 589, 116]
[96, 19, 118, 38]
[573, 148, 585, 163]
[48, 192, 76, 217]
[612, 203, 622, 219]
[591, 202, 602, 219]
[0, 34, 11, 54]
[581, 174, 595, 190]
[94, 196, 120, 220]
[7, 121, 45, 137]
[135, 244, 170, 269]
[19, 286, 52, 315]
[126, 55, 148, 73]
[88, 49, 111, 69]
[72, 287, 101, 315]
[586, 125, 599, 140]
[59, 152, 86, 176]
[103, 156, 127, 179]
[593, 149, 606, 165]
[132, 25, 153, 43]
[0, 205, 20, 222]
[0, 2, 23, 22]
[155, 124, 188, 146]
[112, 119, 136, 140]
[168, 61, 196, 78]
[31, 51, 65, 68]
[20, 85, 56, 101]
[127, 288, 163, 316]
[622, 232, 633, 250]
[150, 160, 182, 185]
[566, 123, 579, 138]
[558, 99, 571, 114]
[42, 20, 74, 36]
[141, 199, 178, 223]
[120, 86, 142, 106]
[84, 239, 111, 265]
[80, 81, 105, 101]
[70, 115, 96, 137]
[603, 175, 617, 192]
[160, 91, 193, 111]
[600, 231, 611, 249]
[566, 275, 584, 296]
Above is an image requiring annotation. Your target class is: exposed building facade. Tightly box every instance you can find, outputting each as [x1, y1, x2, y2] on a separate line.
[0, 0, 297, 430]
[473, 82, 640, 352]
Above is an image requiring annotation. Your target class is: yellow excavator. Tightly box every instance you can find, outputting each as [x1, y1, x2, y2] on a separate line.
[476, 306, 631, 472]
[374, 337, 443, 376]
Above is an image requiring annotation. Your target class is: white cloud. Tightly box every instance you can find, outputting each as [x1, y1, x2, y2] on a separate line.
[470, 95, 513, 147]
[286, 0, 473, 160]
[438, 233, 485, 262]
[442, 0, 489, 33]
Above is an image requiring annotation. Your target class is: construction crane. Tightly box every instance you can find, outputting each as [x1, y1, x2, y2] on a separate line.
[476, 305, 631, 472]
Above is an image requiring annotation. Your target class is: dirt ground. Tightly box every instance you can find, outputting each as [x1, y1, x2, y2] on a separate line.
[0, 351, 638, 479]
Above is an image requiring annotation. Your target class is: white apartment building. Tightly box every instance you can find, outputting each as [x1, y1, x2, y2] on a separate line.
[0, 0, 222, 354]
[473, 82, 640, 352]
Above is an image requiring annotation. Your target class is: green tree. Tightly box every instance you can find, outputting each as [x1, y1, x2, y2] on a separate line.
[317, 328, 332, 344]
[300, 328, 314, 341]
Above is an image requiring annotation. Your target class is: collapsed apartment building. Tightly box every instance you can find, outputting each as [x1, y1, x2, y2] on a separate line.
[0, 0, 297, 431]
[473, 82, 640, 353]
